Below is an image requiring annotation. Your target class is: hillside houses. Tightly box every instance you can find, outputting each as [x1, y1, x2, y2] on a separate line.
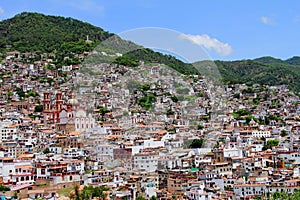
[2, 51, 300, 199]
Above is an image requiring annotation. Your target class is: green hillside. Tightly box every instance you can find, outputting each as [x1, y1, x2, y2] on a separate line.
[0, 12, 197, 74]
[254, 56, 300, 66]
[0, 12, 113, 53]
[0, 12, 299, 92]
[254, 56, 286, 64]
[285, 56, 300, 65]
[217, 59, 300, 92]
[120, 48, 199, 75]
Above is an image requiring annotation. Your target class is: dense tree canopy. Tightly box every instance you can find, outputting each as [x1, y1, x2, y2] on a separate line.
[189, 138, 205, 148]
[263, 139, 279, 150]
[0, 12, 113, 53]
[0, 184, 10, 192]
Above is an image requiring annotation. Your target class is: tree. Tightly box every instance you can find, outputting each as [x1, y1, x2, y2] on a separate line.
[0, 184, 10, 192]
[263, 140, 279, 150]
[136, 196, 146, 200]
[141, 84, 150, 91]
[150, 196, 158, 200]
[81, 186, 94, 200]
[232, 109, 251, 119]
[15, 87, 25, 99]
[253, 97, 261, 104]
[189, 138, 205, 148]
[7, 91, 13, 98]
[198, 91, 204, 97]
[171, 95, 178, 102]
[138, 93, 156, 110]
[114, 55, 139, 67]
[26, 90, 40, 97]
[197, 125, 204, 130]
[92, 186, 109, 199]
[97, 106, 110, 118]
[79, 185, 109, 200]
[43, 148, 50, 154]
[166, 109, 175, 116]
[233, 93, 240, 99]
[281, 130, 288, 137]
[34, 104, 43, 112]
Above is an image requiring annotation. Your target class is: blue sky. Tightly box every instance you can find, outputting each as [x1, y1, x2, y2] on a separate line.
[0, 0, 300, 61]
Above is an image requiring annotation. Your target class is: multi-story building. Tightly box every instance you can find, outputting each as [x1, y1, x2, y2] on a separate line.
[133, 152, 159, 172]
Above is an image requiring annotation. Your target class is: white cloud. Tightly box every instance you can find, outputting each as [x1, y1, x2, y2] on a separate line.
[179, 34, 232, 56]
[0, 7, 4, 14]
[261, 16, 273, 25]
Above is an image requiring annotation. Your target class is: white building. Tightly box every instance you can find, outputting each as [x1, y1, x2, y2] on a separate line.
[252, 130, 271, 138]
[233, 184, 267, 199]
[133, 152, 159, 172]
[144, 182, 157, 199]
[185, 183, 212, 200]
[63, 148, 84, 159]
[278, 152, 300, 162]
[74, 110, 96, 132]
[62, 65, 72, 72]
[0, 158, 35, 185]
[143, 138, 164, 149]
[95, 144, 114, 159]
[0, 121, 18, 141]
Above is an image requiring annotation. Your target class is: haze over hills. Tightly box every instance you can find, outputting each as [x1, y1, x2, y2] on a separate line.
[0, 12, 299, 92]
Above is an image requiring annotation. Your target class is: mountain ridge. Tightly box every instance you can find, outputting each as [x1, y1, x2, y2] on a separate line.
[0, 12, 113, 53]
[0, 12, 299, 92]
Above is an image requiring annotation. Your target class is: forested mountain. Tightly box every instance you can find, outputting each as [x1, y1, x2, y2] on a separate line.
[285, 56, 300, 65]
[254, 56, 286, 64]
[0, 12, 113, 53]
[0, 12, 299, 92]
[215, 60, 300, 92]
[254, 56, 300, 66]
[193, 58, 300, 92]
[0, 12, 198, 74]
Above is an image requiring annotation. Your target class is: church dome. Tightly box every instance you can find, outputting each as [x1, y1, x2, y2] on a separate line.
[67, 98, 79, 105]
[67, 92, 79, 106]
